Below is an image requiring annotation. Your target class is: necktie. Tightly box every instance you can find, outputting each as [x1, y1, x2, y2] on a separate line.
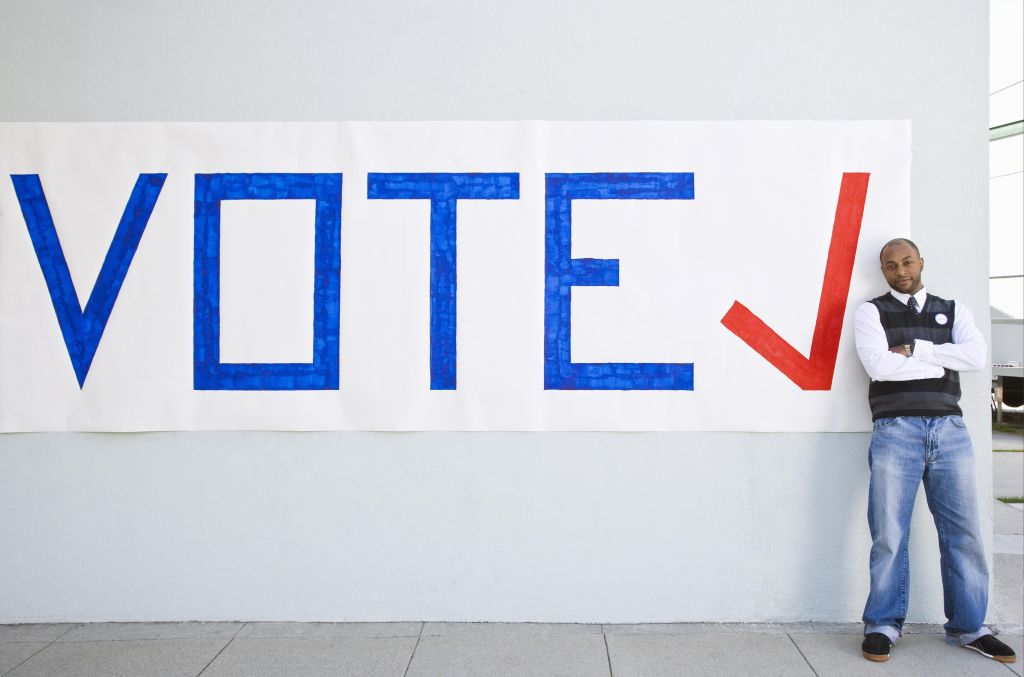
[907, 296, 918, 313]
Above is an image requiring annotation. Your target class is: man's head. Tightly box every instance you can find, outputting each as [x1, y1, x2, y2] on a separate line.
[879, 238, 924, 295]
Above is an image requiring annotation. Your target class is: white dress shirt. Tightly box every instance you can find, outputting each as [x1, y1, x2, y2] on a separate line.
[853, 287, 987, 382]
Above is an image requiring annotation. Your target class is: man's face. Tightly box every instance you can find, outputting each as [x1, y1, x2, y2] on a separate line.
[880, 242, 924, 294]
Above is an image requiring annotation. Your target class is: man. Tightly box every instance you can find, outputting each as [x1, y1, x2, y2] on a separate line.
[853, 238, 1015, 664]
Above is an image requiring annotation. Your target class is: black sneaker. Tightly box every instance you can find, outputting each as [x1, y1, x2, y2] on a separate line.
[862, 632, 892, 662]
[964, 635, 1016, 663]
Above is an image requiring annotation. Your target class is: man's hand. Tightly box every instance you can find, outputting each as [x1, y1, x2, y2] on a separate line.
[889, 344, 912, 357]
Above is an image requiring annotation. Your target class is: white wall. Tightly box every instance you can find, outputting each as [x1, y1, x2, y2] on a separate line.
[0, 0, 989, 622]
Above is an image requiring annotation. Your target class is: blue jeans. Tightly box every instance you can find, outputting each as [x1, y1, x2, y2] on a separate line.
[862, 415, 991, 646]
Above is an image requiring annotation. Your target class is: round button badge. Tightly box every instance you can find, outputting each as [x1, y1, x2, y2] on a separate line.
[935, 313, 948, 326]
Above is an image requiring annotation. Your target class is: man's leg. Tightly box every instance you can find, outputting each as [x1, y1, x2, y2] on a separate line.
[921, 416, 990, 645]
[863, 417, 927, 645]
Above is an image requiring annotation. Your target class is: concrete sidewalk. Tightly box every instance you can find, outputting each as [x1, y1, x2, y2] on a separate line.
[995, 451, 1024, 500]
[0, 621, 1021, 677]
[993, 429, 1024, 451]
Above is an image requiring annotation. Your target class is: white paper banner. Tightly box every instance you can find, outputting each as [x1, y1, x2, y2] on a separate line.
[0, 121, 910, 431]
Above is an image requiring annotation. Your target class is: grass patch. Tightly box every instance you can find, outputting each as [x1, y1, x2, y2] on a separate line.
[998, 497, 1024, 504]
[995, 449, 1024, 452]
[993, 422, 1024, 435]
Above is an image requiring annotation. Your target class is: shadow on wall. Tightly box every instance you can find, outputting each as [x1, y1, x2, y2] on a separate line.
[800, 432, 870, 622]
[802, 428, 975, 626]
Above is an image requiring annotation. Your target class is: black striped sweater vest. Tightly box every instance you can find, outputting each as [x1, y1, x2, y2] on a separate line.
[867, 293, 961, 420]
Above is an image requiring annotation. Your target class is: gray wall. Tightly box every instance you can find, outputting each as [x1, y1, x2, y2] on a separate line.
[0, 1, 989, 622]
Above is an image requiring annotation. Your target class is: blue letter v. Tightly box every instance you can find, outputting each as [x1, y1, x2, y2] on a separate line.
[11, 174, 167, 387]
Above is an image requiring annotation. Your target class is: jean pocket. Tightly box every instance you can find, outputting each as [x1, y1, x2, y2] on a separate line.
[873, 417, 900, 430]
[949, 416, 967, 429]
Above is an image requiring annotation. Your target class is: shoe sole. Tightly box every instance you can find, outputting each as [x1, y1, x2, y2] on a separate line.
[963, 644, 1016, 663]
[862, 651, 890, 662]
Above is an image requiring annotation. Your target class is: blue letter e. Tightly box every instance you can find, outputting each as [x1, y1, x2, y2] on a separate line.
[544, 172, 694, 390]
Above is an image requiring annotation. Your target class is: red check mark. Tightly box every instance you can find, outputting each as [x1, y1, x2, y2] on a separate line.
[720, 173, 870, 390]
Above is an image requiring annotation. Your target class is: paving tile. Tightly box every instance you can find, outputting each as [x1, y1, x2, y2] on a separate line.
[993, 433, 1024, 452]
[995, 452, 1024, 498]
[607, 632, 812, 677]
[995, 499, 1024, 535]
[237, 622, 421, 639]
[790, 632, 1013, 676]
[422, 622, 602, 636]
[604, 622, 868, 636]
[994, 535, 1024, 555]
[0, 643, 48, 675]
[991, 553, 1024, 632]
[58, 622, 242, 642]
[7, 638, 227, 677]
[998, 635, 1022, 677]
[407, 630, 609, 677]
[603, 622, 944, 636]
[0, 625, 76, 643]
[202, 636, 417, 677]
[604, 623, 791, 636]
